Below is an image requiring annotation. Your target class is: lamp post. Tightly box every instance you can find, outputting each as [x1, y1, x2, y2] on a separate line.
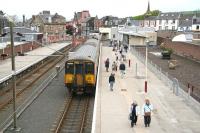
[0, 17, 22, 131]
[46, 32, 48, 44]
[9, 21, 20, 131]
[145, 38, 149, 93]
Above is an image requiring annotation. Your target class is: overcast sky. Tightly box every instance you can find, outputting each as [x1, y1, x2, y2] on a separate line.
[1, 0, 200, 21]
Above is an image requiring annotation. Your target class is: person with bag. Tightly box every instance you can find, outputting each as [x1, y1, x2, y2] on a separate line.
[142, 99, 153, 127]
[108, 73, 115, 91]
[130, 101, 140, 127]
[112, 61, 118, 72]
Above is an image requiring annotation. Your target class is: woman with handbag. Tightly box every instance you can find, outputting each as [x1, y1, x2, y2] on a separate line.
[130, 101, 140, 127]
[142, 99, 153, 127]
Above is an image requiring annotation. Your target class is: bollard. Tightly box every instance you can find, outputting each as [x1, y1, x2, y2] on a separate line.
[145, 81, 147, 93]
[129, 59, 131, 67]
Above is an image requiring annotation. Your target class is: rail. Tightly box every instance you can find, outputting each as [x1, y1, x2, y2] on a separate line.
[0, 46, 72, 132]
[54, 96, 91, 133]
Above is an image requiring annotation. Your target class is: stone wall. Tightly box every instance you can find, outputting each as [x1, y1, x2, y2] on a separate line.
[157, 37, 200, 61]
[0, 42, 40, 60]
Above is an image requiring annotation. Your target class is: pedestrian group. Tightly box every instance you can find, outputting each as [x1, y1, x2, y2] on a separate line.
[105, 40, 154, 128]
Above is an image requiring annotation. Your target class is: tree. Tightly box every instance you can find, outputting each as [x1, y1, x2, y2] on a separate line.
[132, 10, 161, 20]
[8, 15, 19, 24]
[66, 25, 73, 35]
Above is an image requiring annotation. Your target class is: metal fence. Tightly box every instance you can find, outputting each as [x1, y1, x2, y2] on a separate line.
[131, 47, 200, 113]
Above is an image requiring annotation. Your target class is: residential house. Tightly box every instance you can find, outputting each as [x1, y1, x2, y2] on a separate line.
[0, 11, 9, 34]
[81, 17, 95, 36]
[156, 12, 180, 31]
[143, 16, 157, 28]
[192, 15, 200, 32]
[30, 11, 66, 43]
[178, 14, 193, 32]
[101, 16, 119, 27]
[94, 16, 103, 32]
[74, 10, 90, 25]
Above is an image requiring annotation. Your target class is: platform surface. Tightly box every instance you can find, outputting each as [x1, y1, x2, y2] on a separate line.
[94, 43, 200, 133]
[0, 42, 70, 83]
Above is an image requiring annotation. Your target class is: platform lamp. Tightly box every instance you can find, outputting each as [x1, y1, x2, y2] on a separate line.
[0, 19, 23, 131]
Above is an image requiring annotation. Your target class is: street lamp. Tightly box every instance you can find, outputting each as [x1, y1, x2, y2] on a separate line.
[145, 37, 149, 93]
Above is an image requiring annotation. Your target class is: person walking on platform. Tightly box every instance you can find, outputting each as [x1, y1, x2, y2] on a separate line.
[105, 58, 110, 72]
[112, 61, 118, 72]
[130, 101, 140, 127]
[142, 99, 153, 127]
[119, 62, 126, 78]
[124, 45, 128, 53]
[108, 73, 115, 91]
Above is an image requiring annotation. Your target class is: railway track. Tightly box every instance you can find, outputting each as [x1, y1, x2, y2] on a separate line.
[0, 45, 72, 110]
[54, 95, 94, 133]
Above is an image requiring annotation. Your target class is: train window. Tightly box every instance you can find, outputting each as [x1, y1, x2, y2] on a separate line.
[66, 63, 74, 73]
[85, 62, 94, 74]
[75, 64, 83, 74]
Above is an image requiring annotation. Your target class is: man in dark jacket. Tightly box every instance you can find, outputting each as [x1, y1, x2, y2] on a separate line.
[109, 73, 115, 91]
[119, 62, 126, 78]
[105, 58, 110, 72]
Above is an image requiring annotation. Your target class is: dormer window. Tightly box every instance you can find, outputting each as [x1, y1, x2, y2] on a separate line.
[161, 14, 164, 16]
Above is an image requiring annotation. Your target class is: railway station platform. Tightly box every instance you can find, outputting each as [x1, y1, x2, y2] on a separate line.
[92, 43, 200, 133]
[0, 42, 71, 84]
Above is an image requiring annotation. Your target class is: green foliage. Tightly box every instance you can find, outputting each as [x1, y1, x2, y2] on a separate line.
[132, 10, 160, 20]
[161, 47, 173, 54]
[66, 25, 73, 35]
[150, 10, 160, 16]
[133, 15, 145, 20]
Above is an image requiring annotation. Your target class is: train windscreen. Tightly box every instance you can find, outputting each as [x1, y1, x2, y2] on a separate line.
[66, 63, 74, 74]
[85, 62, 94, 74]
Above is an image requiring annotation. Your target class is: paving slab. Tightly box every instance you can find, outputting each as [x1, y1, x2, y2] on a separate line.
[94, 43, 200, 133]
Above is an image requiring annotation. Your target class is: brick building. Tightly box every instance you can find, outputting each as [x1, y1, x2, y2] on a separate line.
[30, 11, 66, 43]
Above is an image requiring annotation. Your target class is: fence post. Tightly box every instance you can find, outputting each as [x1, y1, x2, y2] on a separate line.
[188, 87, 191, 99]
[55, 65, 60, 79]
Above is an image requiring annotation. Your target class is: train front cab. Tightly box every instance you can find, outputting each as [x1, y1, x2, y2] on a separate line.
[65, 61, 96, 94]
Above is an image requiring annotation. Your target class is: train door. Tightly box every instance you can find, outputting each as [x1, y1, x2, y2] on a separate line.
[75, 63, 84, 87]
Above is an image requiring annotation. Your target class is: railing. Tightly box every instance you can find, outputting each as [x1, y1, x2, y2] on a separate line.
[131, 47, 200, 113]
[0, 64, 62, 132]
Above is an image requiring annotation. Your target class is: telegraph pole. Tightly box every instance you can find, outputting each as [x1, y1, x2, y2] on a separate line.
[10, 21, 17, 130]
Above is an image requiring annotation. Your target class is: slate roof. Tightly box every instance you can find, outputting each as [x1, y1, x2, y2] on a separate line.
[157, 12, 180, 20]
[179, 14, 193, 27]
[39, 14, 53, 23]
[179, 19, 192, 27]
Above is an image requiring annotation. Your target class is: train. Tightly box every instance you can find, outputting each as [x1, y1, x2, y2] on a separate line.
[65, 38, 100, 95]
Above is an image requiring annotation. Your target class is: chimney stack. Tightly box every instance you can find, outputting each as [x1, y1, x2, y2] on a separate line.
[23, 15, 25, 26]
